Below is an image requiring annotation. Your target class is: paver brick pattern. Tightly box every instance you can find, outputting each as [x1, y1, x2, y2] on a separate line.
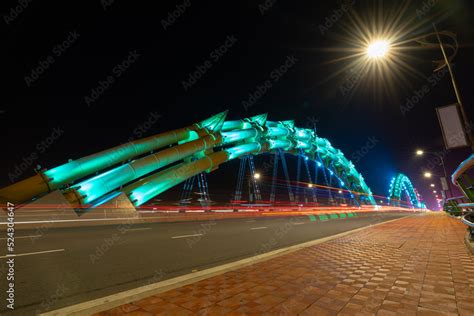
[94, 214, 474, 315]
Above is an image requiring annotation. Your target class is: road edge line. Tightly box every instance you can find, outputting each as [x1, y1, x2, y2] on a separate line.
[40, 215, 415, 316]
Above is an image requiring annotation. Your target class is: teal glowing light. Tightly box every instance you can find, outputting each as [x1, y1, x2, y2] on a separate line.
[226, 143, 261, 160]
[267, 127, 290, 137]
[178, 130, 199, 144]
[0, 110, 380, 208]
[388, 173, 421, 207]
[248, 113, 268, 126]
[43, 142, 150, 187]
[221, 129, 258, 144]
[124, 163, 191, 206]
[222, 114, 267, 131]
[295, 128, 312, 140]
[44, 111, 379, 208]
[41, 111, 235, 189]
[268, 139, 292, 150]
[67, 132, 223, 205]
[197, 110, 228, 131]
[222, 120, 244, 131]
[296, 141, 311, 149]
[73, 166, 132, 204]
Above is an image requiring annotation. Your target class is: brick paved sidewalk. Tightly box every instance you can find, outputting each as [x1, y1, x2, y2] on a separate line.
[94, 214, 474, 315]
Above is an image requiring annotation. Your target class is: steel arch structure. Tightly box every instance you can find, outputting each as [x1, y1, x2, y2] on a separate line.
[0, 111, 376, 208]
[388, 173, 422, 207]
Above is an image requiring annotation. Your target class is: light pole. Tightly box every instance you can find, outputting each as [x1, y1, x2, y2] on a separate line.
[432, 23, 472, 146]
[416, 150, 454, 198]
[364, 28, 472, 147]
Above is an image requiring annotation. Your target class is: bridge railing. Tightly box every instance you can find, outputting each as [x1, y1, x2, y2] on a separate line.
[461, 212, 474, 242]
[443, 196, 470, 216]
[451, 154, 474, 202]
[451, 154, 474, 241]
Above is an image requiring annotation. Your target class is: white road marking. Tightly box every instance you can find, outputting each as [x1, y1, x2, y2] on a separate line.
[250, 227, 267, 230]
[0, 235, 41, 240]
[171, 233, 203, 239]
[125, 228, 151, 232]
[292, 222, 305, 225]
[0, 249, 65, 259]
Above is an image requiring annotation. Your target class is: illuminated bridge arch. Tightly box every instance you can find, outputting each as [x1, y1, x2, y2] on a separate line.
[0, 111, 376, 209]
[388, 173, 422, 208]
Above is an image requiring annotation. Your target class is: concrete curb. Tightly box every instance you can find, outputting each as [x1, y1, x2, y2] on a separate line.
[40, 215, 413, 316]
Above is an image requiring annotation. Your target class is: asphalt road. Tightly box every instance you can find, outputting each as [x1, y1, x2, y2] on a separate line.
[0, 211, 410, 315]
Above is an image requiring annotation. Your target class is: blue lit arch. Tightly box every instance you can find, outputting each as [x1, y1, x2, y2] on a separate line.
[388, 173, 422, 208]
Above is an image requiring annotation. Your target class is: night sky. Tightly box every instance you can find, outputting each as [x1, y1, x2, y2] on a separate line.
[2, 0, 474, 209]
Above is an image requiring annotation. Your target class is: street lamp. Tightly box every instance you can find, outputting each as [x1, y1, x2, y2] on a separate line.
[356, 22, 472, 146]
[430, 183, 435, 187]
[248, 172, 261, 203]
[424, 172, 432, 178]
[367, 40, 390, 59]
[416, 150, 453, 198]
[433, 190, 437, 193]
[308, 183, 313, 188]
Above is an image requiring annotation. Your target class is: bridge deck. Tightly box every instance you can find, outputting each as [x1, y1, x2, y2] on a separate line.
[95, 213, 474, 315]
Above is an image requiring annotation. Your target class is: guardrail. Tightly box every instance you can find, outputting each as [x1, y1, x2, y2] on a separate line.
[458, 203, 474, 208]
[451, 154, 474, 201]
[461, 213, 474, 241]
[443, 196, 470, 216]
[451, 154, 474, 243]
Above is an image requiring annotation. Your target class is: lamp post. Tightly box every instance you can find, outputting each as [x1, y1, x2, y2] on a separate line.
[364, 27, 472, 146]
[432, 23, 472, 146]
[416, 150, 454, 198]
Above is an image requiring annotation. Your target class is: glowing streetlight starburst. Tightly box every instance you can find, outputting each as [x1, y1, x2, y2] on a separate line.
[367, 40, 390, 59]
[315, 1, 457, 106]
